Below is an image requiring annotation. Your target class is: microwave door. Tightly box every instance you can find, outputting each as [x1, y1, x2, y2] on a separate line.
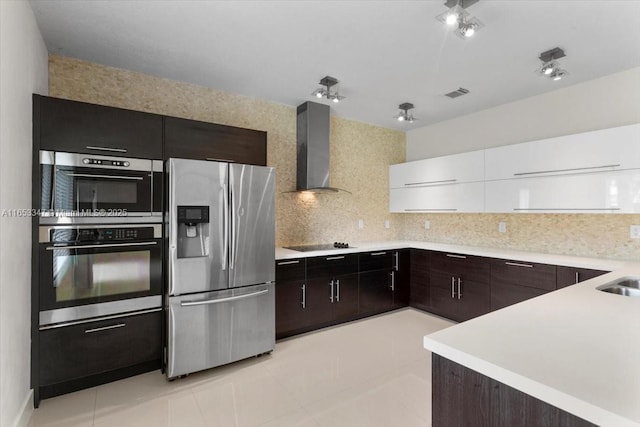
[168, 158, 227, 296]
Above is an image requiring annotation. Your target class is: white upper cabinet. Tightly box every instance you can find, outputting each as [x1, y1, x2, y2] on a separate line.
[485, 170, 640, 213]
[390, 182, 484, 213]
[485, 124, 640, 181]
[389, 150, 484, 189]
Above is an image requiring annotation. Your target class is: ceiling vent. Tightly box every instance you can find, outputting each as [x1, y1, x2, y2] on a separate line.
[445, 88, 470, 98]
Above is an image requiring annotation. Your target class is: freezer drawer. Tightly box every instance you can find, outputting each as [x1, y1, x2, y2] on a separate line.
[167, 283, 275, 378]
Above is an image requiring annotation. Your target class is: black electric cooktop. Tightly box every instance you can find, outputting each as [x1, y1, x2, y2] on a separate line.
[284, 242, 352, 252]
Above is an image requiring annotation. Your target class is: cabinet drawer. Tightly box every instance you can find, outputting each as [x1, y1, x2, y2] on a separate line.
[39, 311, 161, 386]
[37, 95, 163, 159]
[430, 252, 490, 284]
[276, 259, 306, 282]
[490, 259, 556, 291]
[556, 266, 609, 289]
[358, 251, 393, 272]
[491, 282, 548, 311]
[307, 254, 358, 278]
[164, 116, 267, 165]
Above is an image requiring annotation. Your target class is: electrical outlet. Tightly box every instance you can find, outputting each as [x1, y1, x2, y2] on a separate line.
[499, 222, 507, 233]
[424, 220, 431, 230]
[358, 219, 364, 230]
[630, 225, 640, 239]
[384, 220, 390, 229]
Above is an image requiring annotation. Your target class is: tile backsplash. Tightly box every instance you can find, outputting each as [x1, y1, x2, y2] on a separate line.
[49, 55, 640, 260]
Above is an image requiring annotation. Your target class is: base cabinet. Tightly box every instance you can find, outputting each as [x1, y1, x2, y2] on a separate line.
[410, 249, 430, 311]
[38, 311, 161, 397]
[432, 354, 597, 427]
[557, 266, 609, 289]
[489, 259, 556, 310]
[275, 259, 309, 337]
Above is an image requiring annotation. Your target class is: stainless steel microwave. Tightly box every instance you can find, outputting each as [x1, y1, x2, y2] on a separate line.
[39, 151, 162, 224]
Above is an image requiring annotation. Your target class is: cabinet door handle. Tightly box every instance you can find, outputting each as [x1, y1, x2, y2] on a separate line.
[404, 179, 457, 186]
[446, 254, 467, 259]
[513, 164, 620, 177]
[404, 208, 458, 212]
[326, 256, 345, 261]
[393, 252, 399, 271]
[575, 271, 579, 284]
[457, 278, 462, 300]
[335, 279, 341, 302]
[277, 260, 300, 266]
[505, 261, 534, 268]
[390, 271, 395, 291]
[85, 145, 127, 153]
[84, 323, 126, 333]
[329, 280, 334, 303]
[301, 284, 306, 308]
[370, 252, 387, 256]
[451, 277, 455, 299]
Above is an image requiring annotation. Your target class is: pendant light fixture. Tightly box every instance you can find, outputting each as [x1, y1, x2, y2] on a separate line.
[394, 103, 417, 123]
[537, 47, 569, 81]
[311, 76, 345, 103]
[436, 0, 483, 39]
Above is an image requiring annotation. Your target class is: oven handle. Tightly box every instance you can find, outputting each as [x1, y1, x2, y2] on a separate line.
[62, 172, 144, 181]
[46, 241, 158, 250]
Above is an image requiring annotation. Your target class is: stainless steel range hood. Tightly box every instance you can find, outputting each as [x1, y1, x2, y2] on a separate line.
[296, 101, 348, 193]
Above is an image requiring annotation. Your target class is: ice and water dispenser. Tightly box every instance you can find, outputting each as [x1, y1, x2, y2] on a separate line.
[176, 205, 210, 258]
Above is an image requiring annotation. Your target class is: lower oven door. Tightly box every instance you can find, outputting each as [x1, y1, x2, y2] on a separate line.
[167, 283, 275, 378]
[39, 239, 162, 322]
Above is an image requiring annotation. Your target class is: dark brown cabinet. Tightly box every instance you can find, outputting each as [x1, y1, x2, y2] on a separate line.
[490, 259, 556, 311]
[307, 254, 359, 322]
[429, 252, 490, 322]
[410, 249, 430, 311]
[359, 251, 394, 315]
[432, 354, 597, 427]
[275, 259, 308, 338]
[164, 116, 267, 165]
[38, 311, 161, 396]
[392, 249, 411, 308]
[556, 266, 608, 289]
[35, 95, 163, 159]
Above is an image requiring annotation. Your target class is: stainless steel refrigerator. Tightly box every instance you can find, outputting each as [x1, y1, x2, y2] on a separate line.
[166, 158, 275, 379]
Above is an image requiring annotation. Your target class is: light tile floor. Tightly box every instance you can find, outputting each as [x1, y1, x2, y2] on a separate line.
[29, 309, 454, 427]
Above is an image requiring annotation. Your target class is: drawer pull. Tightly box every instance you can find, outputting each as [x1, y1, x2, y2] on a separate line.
[513, 208, 621, 211]
[404, 179, 457, 186]
[85, 323, 126, 333]
[370, 252, 387, 256]
[326, 256, 345, 261]
[86, 146, 127, 153]
[513, 164, 620, 177]
[505, 261, 534, 268]
[446, 254, 467, 259]
[277, 260, 300, 266]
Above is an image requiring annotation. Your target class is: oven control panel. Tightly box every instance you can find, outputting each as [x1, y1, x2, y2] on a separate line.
[82, 158, 130, 167]
[51, 227, 156, 243]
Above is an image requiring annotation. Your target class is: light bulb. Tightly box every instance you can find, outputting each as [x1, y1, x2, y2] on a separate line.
[543, 66, 554, 75]
[332, 96, 340, 103]
[445, 12, 458, 26]
[397, 115, 405, 122]
[463, 25, 475, 37]
[553, 74, 563, 81]
[316, 91, 323, 98]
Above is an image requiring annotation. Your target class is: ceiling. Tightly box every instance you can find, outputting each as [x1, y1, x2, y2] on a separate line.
[29, 0, 640, 131]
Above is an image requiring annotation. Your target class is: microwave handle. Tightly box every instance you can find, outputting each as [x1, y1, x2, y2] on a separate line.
[62, 172, 144, 181]
[46, 241, 158, 250]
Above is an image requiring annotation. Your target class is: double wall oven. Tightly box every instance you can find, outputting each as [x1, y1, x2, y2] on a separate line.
[37, 150, 164, 328]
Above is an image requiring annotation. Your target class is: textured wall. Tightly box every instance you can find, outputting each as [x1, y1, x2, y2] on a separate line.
[403, 213, 640, 261]
[48, 55, 406, 246]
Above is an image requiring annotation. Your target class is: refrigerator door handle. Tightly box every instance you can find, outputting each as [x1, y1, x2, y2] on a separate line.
[180, 289, 269, 307]
[229, 182, 236, 270]
[221, 184, 229, 271]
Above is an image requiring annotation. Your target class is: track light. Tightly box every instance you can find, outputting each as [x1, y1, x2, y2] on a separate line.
[394, 103, 417, 124]
[436, 0, 483, 39]
[311, 76, 345, 103]
[537, 48, 569, 81]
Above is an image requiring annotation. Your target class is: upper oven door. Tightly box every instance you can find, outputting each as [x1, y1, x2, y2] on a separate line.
[39, 234, 162, 312]
[41, 151, 160, 220]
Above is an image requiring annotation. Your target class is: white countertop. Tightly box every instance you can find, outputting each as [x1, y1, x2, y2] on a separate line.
[276, 240, 630, 271]
[423, 268, 640, 427]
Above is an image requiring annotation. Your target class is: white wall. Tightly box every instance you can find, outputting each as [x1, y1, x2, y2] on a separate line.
[0, 1, 48, 426]
[407, 67, 640, 160]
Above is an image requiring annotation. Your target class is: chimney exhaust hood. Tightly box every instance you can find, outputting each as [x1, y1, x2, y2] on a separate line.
[296, 101, 349, 193]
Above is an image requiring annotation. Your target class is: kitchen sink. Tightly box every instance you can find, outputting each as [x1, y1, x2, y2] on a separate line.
[597, 277, 640, 297]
